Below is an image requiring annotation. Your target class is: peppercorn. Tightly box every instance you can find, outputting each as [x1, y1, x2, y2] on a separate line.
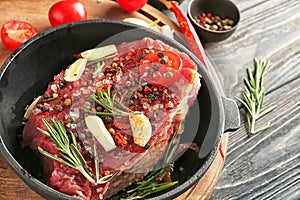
[129, 99, 134, 106]
[153, 64, 160, 71]
[37, 103, 44, 110]
[150, 114, 156, 121]
[84, 102, 91, 110]
[155, 177, 163, 182]
[164, 93, 171, 101]
[147, 68, 154, 75]
[165, 72, 173, 78]
[157, 52, 164, 58]
[58, 80, 65, 88]
[96, 105, 103, 112]
[147, 93, 156, 101]
[140, 53, 147, 59]
[42, 103, 50, 111]
[103, 116, 112, 123]
[112, 62, 118, 68]
[160, 59, 166, 64]
[52, 93, 58, 99]
[78, 133, 86, 141]
[194, 12, 235, 31]
[56, 104, 63, 112]
[64, 98, 72, 106]
[44, 93, 50, 99]
[66, 115, 76, 123]
[125, 81, 131, 87]
[144, 143, 150, 150]
[118, 62, 124, 68]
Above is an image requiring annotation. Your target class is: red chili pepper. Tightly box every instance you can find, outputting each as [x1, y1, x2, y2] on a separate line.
[219, 142, 225, 160]
[160, 1, 225, 160]
[168, 1, 209, 69]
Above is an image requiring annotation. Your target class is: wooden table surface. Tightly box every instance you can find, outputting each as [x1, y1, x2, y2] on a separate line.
[176, 0, 300, 199]
[0, 0, 299, 200]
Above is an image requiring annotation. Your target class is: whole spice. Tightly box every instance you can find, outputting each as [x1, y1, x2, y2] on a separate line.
[194, 12, 235, 31]
[236, 59, 276, 135]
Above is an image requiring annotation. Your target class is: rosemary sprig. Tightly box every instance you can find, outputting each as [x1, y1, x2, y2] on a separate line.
[86, 53, 117, 67]
[121, 168, 178, 200]
[121, 129, 180, 200]
[236, 58, 276, 135]
[37, 117, 119, 185]
[85, 86, 142, 116]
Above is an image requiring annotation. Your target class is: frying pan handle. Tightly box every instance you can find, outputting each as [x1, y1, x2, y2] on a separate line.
[222, 97, 240, 132]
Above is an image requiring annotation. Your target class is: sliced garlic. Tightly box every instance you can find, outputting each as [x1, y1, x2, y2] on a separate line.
[85, 115, 117, 152]
[80, 45, 118, 61]
[123, 18, 149, 27]
[123, 18, 174, 39]
[64, 58, 87, 82]
[129, 112, 152, 147]
[23, 96, 41, 119]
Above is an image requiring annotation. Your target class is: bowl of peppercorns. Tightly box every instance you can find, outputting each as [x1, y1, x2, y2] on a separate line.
[188, 0, 240, 43]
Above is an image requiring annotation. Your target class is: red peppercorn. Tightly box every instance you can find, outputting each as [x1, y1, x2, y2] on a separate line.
[194, 12, 235, 31]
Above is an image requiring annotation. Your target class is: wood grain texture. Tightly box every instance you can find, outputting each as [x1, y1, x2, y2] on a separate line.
[168, 0, 300, 199]
[0, 0, 228, 200]
[187, 0, 300, 199]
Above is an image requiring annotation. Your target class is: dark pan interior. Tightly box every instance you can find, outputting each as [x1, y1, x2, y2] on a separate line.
[0, 20, 223, 200]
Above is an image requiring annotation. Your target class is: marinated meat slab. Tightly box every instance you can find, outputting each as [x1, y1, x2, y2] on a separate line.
[22, 37, 201, 200]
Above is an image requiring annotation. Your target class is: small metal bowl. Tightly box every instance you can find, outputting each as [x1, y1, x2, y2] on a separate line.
[188, 0, 240, 43]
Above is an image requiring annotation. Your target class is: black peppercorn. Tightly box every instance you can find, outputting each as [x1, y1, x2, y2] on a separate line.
[44, 93, 50, 99]
[144, 143, 150, 150]
[157, 52, 164, 58]
[56, 104, 63, 112]
[147, 93, 156, 101]
[153, 64, 160, 71]
[58, 80, 65, 88]
[160, 59, 166, 64]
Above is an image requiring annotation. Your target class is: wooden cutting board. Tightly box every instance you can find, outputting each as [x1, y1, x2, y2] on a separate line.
[0, 0, 228, 199]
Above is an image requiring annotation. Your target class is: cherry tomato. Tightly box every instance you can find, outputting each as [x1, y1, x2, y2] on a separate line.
[1, 20, 38, 51]
[140, 50, 183, 86]
[48, 0, 87, 27]
[117, 0, 148, 12]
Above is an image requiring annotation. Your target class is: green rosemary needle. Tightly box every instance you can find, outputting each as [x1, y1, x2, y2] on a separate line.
[236, 58, 276, 135]
[121, 169, 178, 200]
[37, 117, 119, 185]
[121, 129, 180, 200]
[85, 87, 142, 116]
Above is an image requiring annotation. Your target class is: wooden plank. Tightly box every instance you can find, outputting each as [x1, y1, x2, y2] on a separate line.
[201, 0, 300, 98]
[211, 77, 300, 199]
[175, 0, 300, 199]
[0, 158, 41, 200]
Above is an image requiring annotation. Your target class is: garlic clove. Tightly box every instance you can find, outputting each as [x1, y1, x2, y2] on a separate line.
[23, 96, 41, 119]
[129, 112, 152, 147]
[85, 115, 117, 152]
[64, 58, 87, 82]
[80, 45, 117, 61]
[123, 18, 149, 27]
